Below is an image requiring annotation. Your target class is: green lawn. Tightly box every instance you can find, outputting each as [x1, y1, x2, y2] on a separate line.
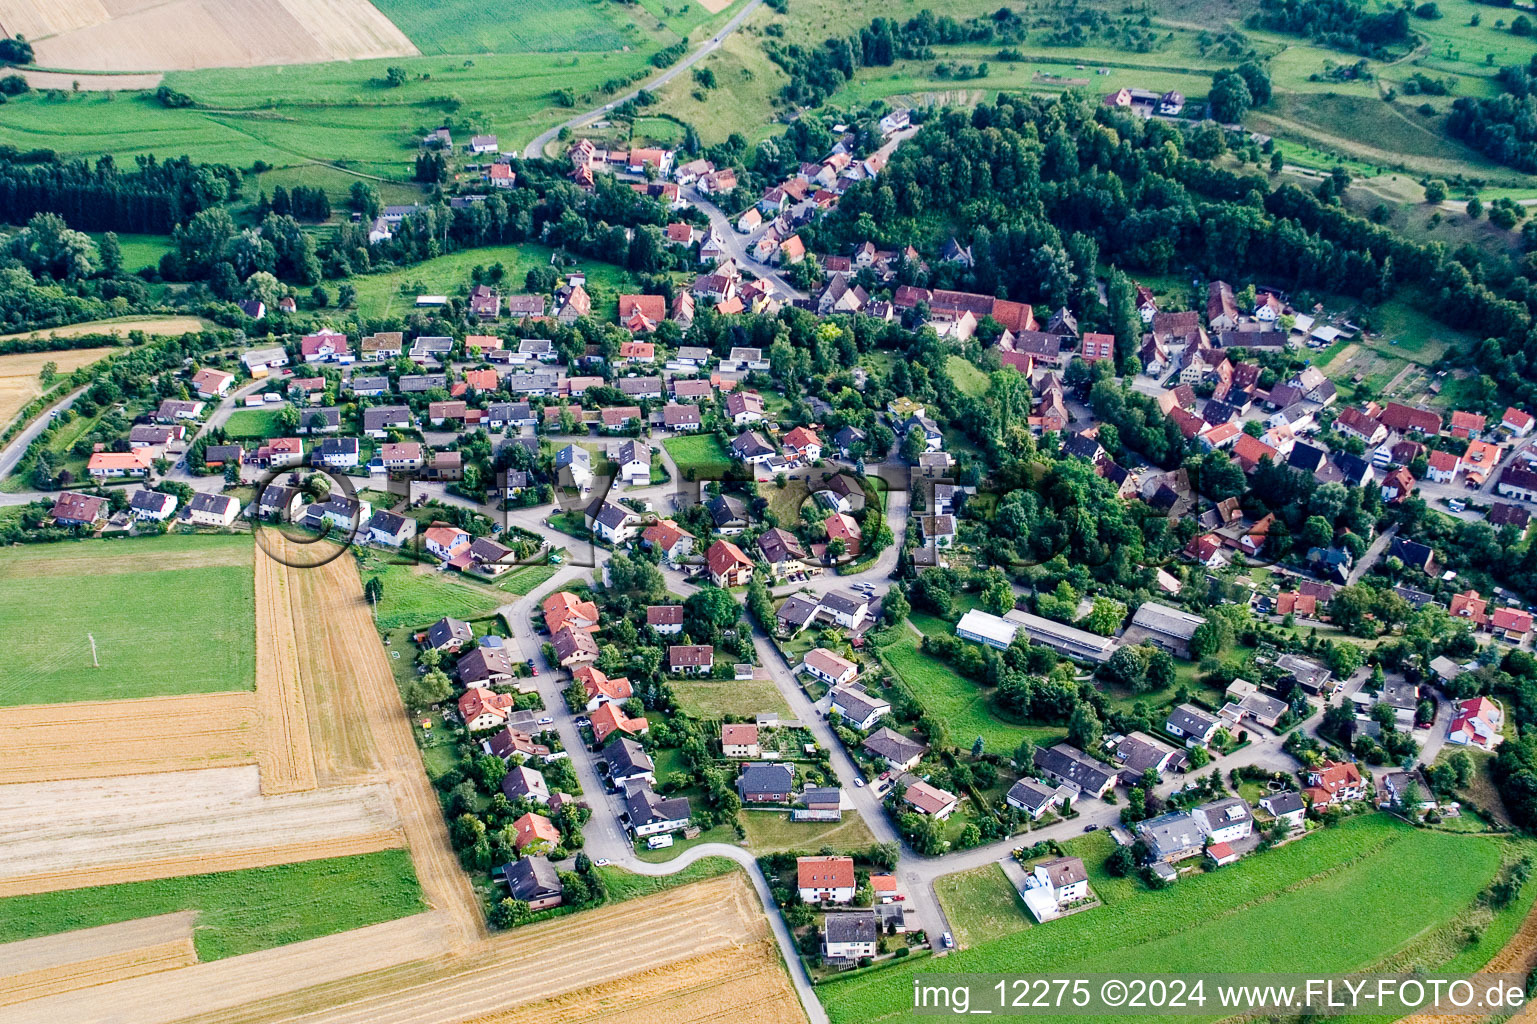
[354, 548, 509, 630]
[933, 863, 1033, 948]
[945, 355, 990, 398]
[823, 816, 1520, 1024]
[0, 850, 424, 961]
[495, 563, 558, 596]
[222, 407, 288, 440]
[597, 856, 739, 899]
[669, 675, 791, 718]
[738, 808, 877, 854]
[347, 242, 645, 322]
[0, 534, 256, 705]
[880, 634, 1062, 752]
[662, 434, 734, 479]
[633, 823, 740, 862]
[88, 233, 173, 274]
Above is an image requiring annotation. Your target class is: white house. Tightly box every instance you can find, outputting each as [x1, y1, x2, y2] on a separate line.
[617, 439, 651, 487]
[1192, 797, 1253, 844]
[187, 492, 239, 527]
[1020, 856, 1089, 922]
[797, 856, 856, 904]
[802, 647, 858, 687]
[829, 685, 890, 730]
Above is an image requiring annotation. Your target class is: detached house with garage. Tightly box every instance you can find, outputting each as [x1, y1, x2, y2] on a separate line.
[798, 856, 856, 904]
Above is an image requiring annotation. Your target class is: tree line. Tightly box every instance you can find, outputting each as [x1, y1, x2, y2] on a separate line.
[0, 150, 240, 233]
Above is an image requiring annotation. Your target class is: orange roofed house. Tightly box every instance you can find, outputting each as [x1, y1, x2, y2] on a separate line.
[512, 812, 561, 853]
[706, 539, 754, 587]
[618, 295, 667, 334]
[574, 665, 632, 711]
[543, 591, 599, 634]
[590, 701, 649, 743]
[1304, 760, 1364, 808]
[797, 855, 856, 904]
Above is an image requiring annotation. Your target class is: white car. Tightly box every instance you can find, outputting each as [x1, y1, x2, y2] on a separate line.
[595, 858, 611, 867]
[853, 778, 865, 788]
[942, 932, 954, 949]
[537, 716, 553, 725]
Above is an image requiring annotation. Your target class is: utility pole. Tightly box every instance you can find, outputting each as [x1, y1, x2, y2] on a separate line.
[88, 633, 99, 668]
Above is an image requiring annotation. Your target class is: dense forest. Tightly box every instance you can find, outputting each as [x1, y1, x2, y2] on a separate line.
[0, 150, 240, 233]
[1446, 57, 1537, 173]
[1247, 0, 1412, 57]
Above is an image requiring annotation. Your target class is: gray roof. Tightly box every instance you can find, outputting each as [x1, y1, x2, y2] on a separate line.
[556, 444, 591, 469]
[1166, 704, 1218, 736]
[603, 736, 654, 779]
[824, 910, 879, 944]
[129, 490, 175, 512]
[737, 762, 795, 797]
[1275, 653, 1331, 688]
[1195, 796, 1253, 829]
[349, 376, 390, 392]
[830, 686, 888, 724]
[366, 509, 410, 535]
[1260, 790, 1305, 816]
[501, 856, 563, 902]
[624, 781, 691, 826]
[188, 491, 236, 514]
[1131, 602, 1205, 641]
[820, 591, 867, 617]
[862, 727, 927, 765]
[802, 786, 841, 805]
[1006, 777, 1065, 812]
[428, 617, 473, 648]
[590, 501, 633, 529]
[363, 406, 411, 430]
[776, 594, 822, 628]
[315, 437, 359, 457]
[1113, 732, 1177, 776]
[1033, 744, 1116, 794]
[398, 374, 447, 392]
[708, 494, 747, 526]
[1137, 811, 1203, 859]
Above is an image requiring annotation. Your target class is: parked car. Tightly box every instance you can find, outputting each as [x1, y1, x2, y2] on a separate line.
[537, 716, 553, 725]
[853, 778, 865, 788]
[941, 932, 954, 949]
[1083, 823, 1100, 832]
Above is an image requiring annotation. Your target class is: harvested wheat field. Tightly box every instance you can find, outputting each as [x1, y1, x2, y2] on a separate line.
[261, 534, 483, 945]
[147, 871, 771, 1024]
[0, 347, 115, 425]
[11, 69, 162, 91]
[0, 0, 417, 72]
[0, 766, 401, 895]
[468, 940, 806, 1024]
[253, 541, 319, 794]
[0, 912, 197, 1007]
[0, 912, 455, 1024]
[0, 692, 257, 785]
[0, 317, 206, 342]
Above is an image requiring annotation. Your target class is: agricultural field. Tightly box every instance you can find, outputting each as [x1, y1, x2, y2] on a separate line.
[0, 766, 400, 895]
[0, 316, 206, 343]
[822, 816, 1531, 1024]
[0, 534, 257, 706]
[662, 433, 735, 479]
[0, 347, 117, 427]
[372, 0, 635, 54]
[0, 849, 424, 961]
[221, 407, 287, 439]
[0, 0, 416, 72]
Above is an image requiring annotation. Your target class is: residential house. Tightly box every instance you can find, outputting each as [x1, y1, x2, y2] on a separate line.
[829, 685, 891, 730]
[1259, 791, 1306, 829]
[586, 501, 641, 544]
[706, 539, 755, 587]
[591, 701, 648, 744]
[575, 665, 632, 711]
[863, 728, 927, 771]
[802, 647, 858, 687]
[191, 368, 235, 397]
[1304, 760, 1365, 807]
[129, 489, 177, 521]
[426, 617, 474, 652]
[1164, 704, 1221, 748]
[722, 723, 761, 758]
[551, 625, 600, 668]
[616, 439, 651, 487]
[1448, 696, 1504, 751]
[797, 856, 856, 904]
[501, 856, 563, 911]
[623, 780, 692, 837]
[646, 605, 685, 635]
[1193, 797, 1254, 844]
[669, 645, 715, 675]
[737, 762, 795, 803]
[364, 509, 415, 547]
[502, 764, 550, 805]
[458, 646, 516, 690]
[730, 430, 775, 465]
[50, 492, 105, 527]
[758, 527, 809, 577]
[641, 519, 694, 564]
[511, 812, 561, 853]
[1020, 857, 1090, 922]
[363, 406, 412, 438]
[822, 911, 879, 962]
[459, 688, 519, 731]
[904, 779, 958, 819]
[1006, 778, 1076, 820]
[187, 492, 239, 527]
[1137, 811, 1205, 864]
[603, 736, 655, 787]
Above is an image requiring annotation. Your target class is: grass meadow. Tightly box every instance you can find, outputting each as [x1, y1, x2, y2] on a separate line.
[933, 862, 1033, 948]
[661, 434, 735, 478]
[353, 547, 510, 630]
[0, 850, 424, 961]
[824, 816, 1529, 1024]
[346, 242, 643, 321]
[222, 407, 288, 439]
[373, 0, 634, 54]
[670, 674, 791, 718]
[738, 808, 877, 854]
[0, 534, 256, 706]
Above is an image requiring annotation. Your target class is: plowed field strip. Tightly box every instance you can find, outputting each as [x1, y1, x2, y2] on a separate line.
[0, 938, 196, 1007]
[0, 832, 403, 898]
[285, 558, 375, 784]
[157, 873, 764, 1024]
[0, 693, 257, 785]
[253, 543, 317, 794]
[263, 537, 481, 944]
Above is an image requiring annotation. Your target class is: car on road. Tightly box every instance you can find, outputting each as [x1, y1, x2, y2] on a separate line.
[596, 858, 611, 867]
[1083, 824, 1100, 832]
[941, 932, 954, 949]
[853, 778, 865, 788]
[538, 716, 553, 725]
[531, 667, 538, 676]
